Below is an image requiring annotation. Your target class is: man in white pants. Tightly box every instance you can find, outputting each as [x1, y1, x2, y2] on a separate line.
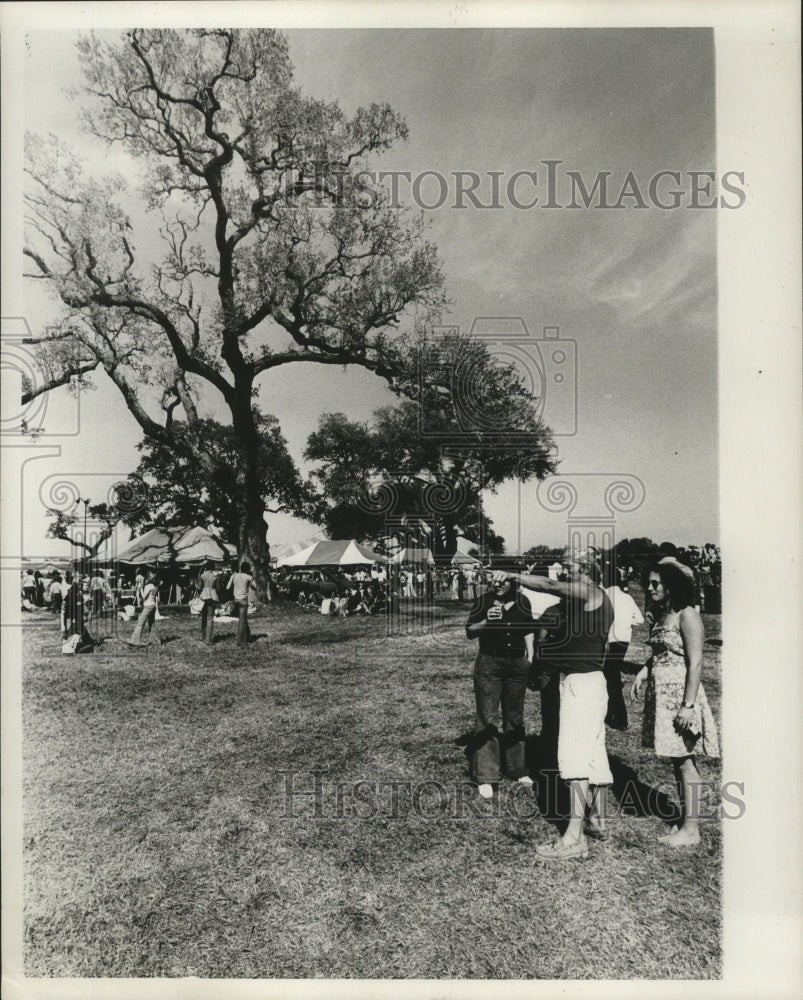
[492, 548, 614, 861]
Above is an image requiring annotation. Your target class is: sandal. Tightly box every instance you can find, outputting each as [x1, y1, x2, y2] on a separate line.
[535, 839, 589, 862]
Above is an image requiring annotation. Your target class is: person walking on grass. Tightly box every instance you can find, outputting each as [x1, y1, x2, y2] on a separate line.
[128, 571, 162, 647]
[227, 561, 257, 647]
[61, 572, 95, 652]
[631, 562, 719, 847]
[48, 573, 63, 616]
[466, 576, 536, 800]
[492, 547, 613, 862]
[89, 567, 106, 619]
[197, 559, 219, 645]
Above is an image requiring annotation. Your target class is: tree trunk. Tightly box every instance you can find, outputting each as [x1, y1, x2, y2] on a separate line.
[238, 502, 272, 602]
[430, 518, 460, 558]
[232, 390, 273, 603]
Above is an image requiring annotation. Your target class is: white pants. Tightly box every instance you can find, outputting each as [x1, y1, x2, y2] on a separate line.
[558, 671, 613, 785]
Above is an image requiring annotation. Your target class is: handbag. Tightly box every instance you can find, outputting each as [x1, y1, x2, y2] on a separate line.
[62, 634, 80, 655]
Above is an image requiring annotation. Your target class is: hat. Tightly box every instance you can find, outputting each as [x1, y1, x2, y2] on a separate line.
[658, 556, 695, 581]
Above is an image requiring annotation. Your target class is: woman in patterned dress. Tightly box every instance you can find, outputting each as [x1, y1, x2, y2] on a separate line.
[631, 561, 720, 847]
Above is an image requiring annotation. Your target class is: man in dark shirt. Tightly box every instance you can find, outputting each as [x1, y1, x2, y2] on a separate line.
[466, 577, 535, 799]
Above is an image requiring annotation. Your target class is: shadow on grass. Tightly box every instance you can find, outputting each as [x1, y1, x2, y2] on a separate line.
[454, 728, 680, 832]
[275, 624, 379, 648]
[196, 632, 272, 646]
[609, 754, 681, 826]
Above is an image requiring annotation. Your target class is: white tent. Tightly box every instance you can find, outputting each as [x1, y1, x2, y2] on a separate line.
[271, 532, 328, 564]
[389, 547, 435, 566]
[278, 539, 386, 567]
[451, 550, 481, 567]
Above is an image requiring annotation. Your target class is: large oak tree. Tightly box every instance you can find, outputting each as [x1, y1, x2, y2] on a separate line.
[305, 334, 557, 557]
[124, 412, 315, 546]
[23, 29, 446, 593]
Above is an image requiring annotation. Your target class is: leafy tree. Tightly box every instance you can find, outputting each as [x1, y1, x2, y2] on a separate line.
[123, 412, 314, 546]
[614, 537, 659, 561]
[305, 336, 557, 557]
[521, 544, 564, 566]
[611, 537, 661, 580]
[23, 29, 446, 594]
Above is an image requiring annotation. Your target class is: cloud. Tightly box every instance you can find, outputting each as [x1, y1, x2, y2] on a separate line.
[582, 210, 716, 328]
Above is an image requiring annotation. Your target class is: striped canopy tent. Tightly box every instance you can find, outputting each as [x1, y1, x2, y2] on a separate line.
[389, 547, 435, 567]
[270, 532, 328, 565]
[115, 526, 235, 566]
[278, 539, 386, 567]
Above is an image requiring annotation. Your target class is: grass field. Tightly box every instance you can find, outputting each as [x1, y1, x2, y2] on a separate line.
[21, 590, 723, 979]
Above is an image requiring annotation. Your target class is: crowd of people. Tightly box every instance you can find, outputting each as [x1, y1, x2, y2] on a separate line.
[295, 581, 390, 617]
[22, 541, 721, 855]
[466, 546, 720, 861]
[276, 562, 488, 604]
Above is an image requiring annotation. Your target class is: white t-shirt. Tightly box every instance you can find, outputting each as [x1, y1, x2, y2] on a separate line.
[604, 586, 644, 644]
[519, 587, 561, 620]
[142, 582, 158, 608]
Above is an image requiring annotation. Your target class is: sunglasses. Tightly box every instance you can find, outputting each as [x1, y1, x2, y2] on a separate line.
[647, 580, 662, 589]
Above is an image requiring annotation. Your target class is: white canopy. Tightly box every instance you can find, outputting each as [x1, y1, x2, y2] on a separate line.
[271, 532, 328, 564]
[389, 547, 435, 566]
[451, 550, 481, 567]
[278, 539, 386, 567]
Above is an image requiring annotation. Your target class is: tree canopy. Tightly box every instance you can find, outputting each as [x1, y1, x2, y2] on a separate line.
[23, 28, 448, 591]
[123, 412, 314, 544]
[305, 335, 557, 556]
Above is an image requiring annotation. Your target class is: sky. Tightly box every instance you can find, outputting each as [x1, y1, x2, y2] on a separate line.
[16, 26, 719, 558]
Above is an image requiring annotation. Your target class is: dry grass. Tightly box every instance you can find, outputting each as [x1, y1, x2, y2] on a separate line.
[22, 589, 722, 978]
